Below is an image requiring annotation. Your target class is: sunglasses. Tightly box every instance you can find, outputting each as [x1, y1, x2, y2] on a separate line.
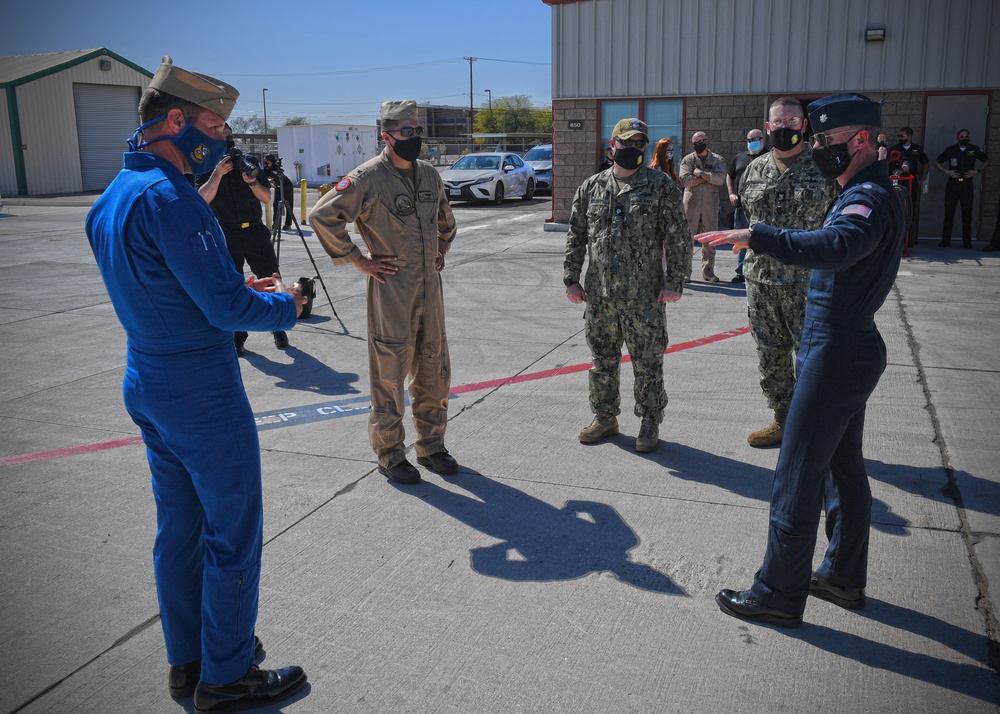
[812, 129, 859, 147]
[769, 117, 803, 129]
[389, 126, 424, 137]
[615, 138, 648, 149]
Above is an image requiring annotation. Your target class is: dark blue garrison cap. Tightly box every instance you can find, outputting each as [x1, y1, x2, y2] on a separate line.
[807, 93, 883, 131]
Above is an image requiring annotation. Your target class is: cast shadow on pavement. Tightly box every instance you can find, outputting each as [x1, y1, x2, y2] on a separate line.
[243, 346, 361, 396]
[611, 439, 911, 536]
[789, 598, 998, 704]
[867, 458, 1000, 521]
[392, 469, 684, 596]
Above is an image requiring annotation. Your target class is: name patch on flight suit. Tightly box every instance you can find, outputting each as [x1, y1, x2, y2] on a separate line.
[417, 191, 435, 202]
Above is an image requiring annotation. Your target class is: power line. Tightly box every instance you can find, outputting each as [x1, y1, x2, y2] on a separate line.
[212, 56, 548, 78]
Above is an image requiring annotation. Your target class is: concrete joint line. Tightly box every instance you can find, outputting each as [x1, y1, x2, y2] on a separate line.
[892, 284, 1000, 674]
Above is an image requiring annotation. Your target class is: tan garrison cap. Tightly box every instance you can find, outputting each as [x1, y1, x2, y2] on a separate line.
[381, 100, 418, 122]
[147, 56, 239, 121]
[613, 117, 648, 140]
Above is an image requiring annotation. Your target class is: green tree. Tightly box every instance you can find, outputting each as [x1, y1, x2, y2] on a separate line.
[283, 117, 310, 126]
[474, 95, 551, 142]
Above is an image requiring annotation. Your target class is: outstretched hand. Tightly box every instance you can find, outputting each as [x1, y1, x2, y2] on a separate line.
[694, 228, 751, 252]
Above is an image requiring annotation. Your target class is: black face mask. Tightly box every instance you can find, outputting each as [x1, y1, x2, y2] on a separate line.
[958, 139, 970, 148]
[392, 136, 422, 162]
[812, 142, 855, 180]
[693, 141, 708, 154]
[770, 127, 803, 152]
[613, 146, 644, 170]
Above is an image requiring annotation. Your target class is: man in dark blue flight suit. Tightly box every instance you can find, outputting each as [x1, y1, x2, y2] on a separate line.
[85, 56, 307, 710]
[934, 130, 990, 248]
[696, 93, 905, 628]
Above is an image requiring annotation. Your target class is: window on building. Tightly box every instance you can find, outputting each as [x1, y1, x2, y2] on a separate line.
[601, 99, 682, 165]
[645, 99, 683, 155]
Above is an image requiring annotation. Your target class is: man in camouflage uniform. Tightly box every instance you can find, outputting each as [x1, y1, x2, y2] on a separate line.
[564, 118, 692, 453]
[309, 100, 458, 485]
[741, 97, 838, 447]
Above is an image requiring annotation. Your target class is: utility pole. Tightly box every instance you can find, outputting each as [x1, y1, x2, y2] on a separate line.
[464, 57, 475, 143]
[262, 88, 269, 135]
[485, 89, 492, 111]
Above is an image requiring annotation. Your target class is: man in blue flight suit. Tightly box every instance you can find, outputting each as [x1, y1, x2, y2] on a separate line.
[85, 56, 307, 710]
[695, 93, 905, 628]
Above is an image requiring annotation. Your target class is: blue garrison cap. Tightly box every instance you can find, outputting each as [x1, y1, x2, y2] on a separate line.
[807, 93, 883, 131]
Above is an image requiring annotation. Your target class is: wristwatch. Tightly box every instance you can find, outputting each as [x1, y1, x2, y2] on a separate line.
[564, 277, 578, 287]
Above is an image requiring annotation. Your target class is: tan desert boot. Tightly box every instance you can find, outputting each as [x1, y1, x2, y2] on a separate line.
[748, 408, 788, 448]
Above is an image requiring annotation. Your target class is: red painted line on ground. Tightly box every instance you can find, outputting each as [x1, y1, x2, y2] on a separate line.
[0, 435, 144, 468]
[450, 326, 750, 395]
[1, 327, 749, 467]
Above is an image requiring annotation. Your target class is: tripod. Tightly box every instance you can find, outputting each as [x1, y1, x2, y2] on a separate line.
[269, 165, 341, 326]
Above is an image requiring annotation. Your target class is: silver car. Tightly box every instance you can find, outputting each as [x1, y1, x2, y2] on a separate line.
[441, 152, 536, 205]
[522, 144, 553, 192]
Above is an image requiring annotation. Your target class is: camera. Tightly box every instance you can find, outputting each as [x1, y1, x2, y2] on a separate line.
[228, 148, 261, 179]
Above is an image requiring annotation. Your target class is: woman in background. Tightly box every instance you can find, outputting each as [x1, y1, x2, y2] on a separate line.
[650, 138, 679, 184]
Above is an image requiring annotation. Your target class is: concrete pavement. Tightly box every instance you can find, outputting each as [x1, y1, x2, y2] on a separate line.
[0, 193, 998, 713]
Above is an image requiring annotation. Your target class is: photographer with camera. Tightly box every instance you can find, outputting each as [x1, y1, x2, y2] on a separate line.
[264, 154, 295, 229]
[197, 124, 290, 354]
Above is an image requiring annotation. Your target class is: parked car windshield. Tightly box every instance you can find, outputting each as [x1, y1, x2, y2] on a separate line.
[524, 147, 552, 161]
[454, 155, 500, 170]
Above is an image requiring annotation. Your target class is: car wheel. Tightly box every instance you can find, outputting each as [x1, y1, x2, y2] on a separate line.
[522, 178, 535, 200]
[493, 182, 505, 205]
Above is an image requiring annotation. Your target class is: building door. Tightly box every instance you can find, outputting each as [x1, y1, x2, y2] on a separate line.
[74, 83, 140, 191]
[922, 94, 990, 240]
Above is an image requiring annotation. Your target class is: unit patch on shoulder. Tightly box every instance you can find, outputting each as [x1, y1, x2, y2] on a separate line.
[336, 177, 352, 191]
[841, 204, 873, 218]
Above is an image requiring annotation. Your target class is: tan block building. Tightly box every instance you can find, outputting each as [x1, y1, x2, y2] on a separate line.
[544, 0, 999, 240]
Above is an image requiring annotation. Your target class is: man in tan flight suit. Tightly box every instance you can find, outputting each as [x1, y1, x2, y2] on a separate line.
[679, 131, 728, 282]
[309, 100, 458, 485]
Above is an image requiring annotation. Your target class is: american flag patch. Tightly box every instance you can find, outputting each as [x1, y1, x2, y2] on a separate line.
[841, 204, 872, 218]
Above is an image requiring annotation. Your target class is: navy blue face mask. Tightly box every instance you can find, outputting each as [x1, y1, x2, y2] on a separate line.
[129, 113, 229, 173]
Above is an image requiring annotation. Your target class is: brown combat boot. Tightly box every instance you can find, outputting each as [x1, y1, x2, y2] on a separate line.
[578, 414, 619, 443]
[748, 408, 788, 448]
[635, 418, 660, 452]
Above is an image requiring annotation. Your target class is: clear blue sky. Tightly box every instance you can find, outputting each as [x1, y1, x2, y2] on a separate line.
[3, 0, 553, 126]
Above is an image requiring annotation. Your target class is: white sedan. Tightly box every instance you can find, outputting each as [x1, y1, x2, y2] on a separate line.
[441, 152, 536, 205]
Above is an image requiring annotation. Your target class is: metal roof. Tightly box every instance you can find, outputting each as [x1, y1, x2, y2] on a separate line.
[0, 48, 151, 86]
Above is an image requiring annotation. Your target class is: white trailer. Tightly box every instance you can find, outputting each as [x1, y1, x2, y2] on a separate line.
[276, 124, 379, 186]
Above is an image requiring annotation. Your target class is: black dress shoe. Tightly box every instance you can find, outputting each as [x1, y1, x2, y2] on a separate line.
[962, 241, 973, 249]
[983, 242, 1000, 252]
[378, 459, 421, 484]
[273, 331, 289, 349]
[809, 574, 866, 610]
[715, 588, 802, 628]
[731, 274, 745, 283]
[169, 637, 265, 699]
[194, 664, 306, 713]
[234, 339, 247, 357]
[938, 240, 951, 247]
[417, 451, 459, 475]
